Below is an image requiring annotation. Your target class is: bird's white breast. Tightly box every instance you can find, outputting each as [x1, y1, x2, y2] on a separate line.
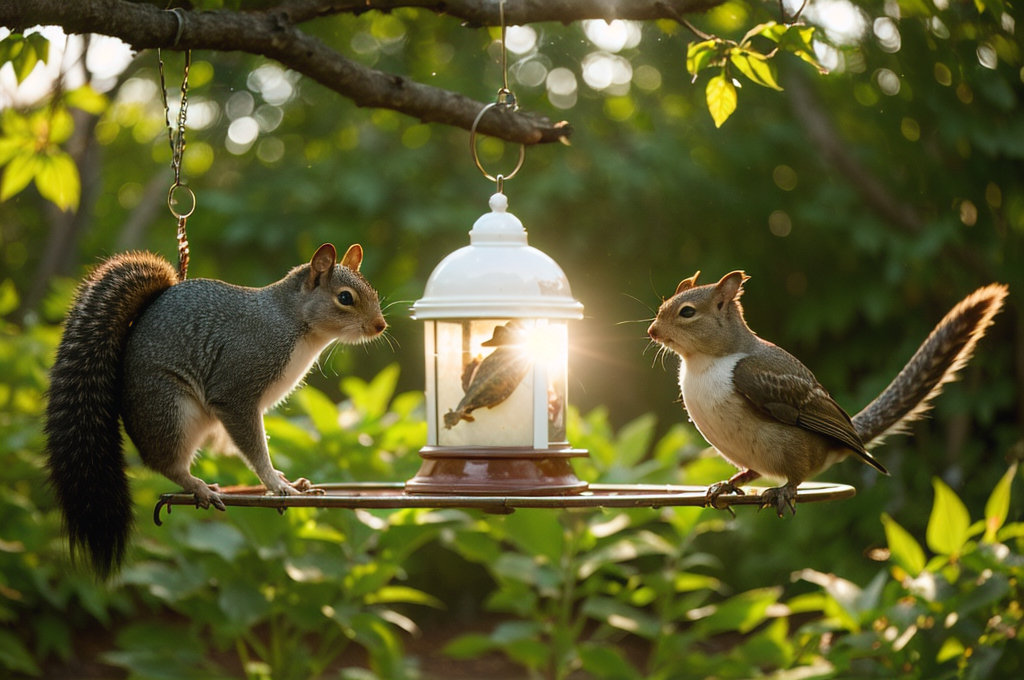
[679, 352, 764, 471]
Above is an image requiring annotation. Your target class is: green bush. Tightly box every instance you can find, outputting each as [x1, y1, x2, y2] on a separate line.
[2, 289, 1020, 679]
[791, 466, 1023, 679]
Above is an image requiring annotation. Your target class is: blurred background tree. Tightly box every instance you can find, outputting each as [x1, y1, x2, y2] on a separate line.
[0, 0, 1021, 677]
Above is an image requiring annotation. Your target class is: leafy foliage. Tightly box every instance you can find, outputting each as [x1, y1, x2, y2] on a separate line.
[793, 469, 1024, 679]
[0, 0, 1021, 678]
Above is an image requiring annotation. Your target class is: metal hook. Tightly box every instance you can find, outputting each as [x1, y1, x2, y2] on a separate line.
[470, 102, 525, 185]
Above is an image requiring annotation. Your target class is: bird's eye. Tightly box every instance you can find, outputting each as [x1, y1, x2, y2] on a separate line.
[339, 291, 354, 306]
[679, 305, 696, 318]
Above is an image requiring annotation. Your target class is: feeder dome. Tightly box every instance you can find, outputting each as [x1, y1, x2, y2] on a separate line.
[411, 193, 584, 320]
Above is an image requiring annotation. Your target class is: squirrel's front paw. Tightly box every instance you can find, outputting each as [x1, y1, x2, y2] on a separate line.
[266, 481, 301, 496]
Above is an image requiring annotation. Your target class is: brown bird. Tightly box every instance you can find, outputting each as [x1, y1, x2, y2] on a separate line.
[648, 271, 1007, 516]
[444, 321, 532, 429]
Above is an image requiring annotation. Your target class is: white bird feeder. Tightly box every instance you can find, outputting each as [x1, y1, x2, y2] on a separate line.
[407, 193, 588, 495]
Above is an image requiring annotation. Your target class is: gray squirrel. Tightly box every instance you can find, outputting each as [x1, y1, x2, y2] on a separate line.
[648, 272, 1007, 516]
[45, 243, 386, 578]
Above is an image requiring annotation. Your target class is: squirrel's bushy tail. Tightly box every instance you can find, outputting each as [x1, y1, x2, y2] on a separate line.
[45, 253, 178, 579]
[853, 284, 1008, 446]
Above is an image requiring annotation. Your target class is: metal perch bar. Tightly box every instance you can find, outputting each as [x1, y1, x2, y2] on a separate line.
[153, 482, 855, 525]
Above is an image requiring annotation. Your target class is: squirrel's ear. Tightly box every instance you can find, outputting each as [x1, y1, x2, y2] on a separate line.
[308, 244, 336, 288]
[341, 244, 363, 272]
[713, 271, 749, 308]
[675, 271, 700, 296]
[311, 244, 336, 273]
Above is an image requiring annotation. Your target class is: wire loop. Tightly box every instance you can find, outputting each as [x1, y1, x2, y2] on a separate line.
[468, 0, 525, 191]
[470, 103, 525, 187]
[168, 184, 196, 219]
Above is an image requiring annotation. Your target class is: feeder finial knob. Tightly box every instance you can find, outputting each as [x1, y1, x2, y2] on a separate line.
[489, 193, 508, 213]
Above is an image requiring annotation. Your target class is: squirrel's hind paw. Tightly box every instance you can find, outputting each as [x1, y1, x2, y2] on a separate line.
[270, 471, 324, 495]
[289, 476, 326, 495]
[191, 483, 226, 511]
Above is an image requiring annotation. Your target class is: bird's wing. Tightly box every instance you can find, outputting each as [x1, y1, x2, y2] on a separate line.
[733, 353, 888, 474]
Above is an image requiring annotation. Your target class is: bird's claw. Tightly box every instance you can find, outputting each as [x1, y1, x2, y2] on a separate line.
[705, 480, 744, 515]
[759, 485, 797, 517]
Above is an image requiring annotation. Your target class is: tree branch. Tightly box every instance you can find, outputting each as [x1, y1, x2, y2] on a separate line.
[278, 0, 723, 26]
[1, 0, 722, 145]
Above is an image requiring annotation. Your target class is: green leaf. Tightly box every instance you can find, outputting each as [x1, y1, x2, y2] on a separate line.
[443, 633, 495, 659]
[490, 620, 541, 645]
[503, 508, 565, 563]
[26, 33, 50, 66]
[997, 522, 1024, 541]
[105, 623, 219, 680]
[578, 643, 642, 680]
[0, 629, 41, 675]
[0, 135, 30, 167]
[65, 85, 109, 115]
[342, 362, 399, 420]
[504, 638, 550, 670]
[44, 107, 74, 145]
[694, 587, 781, 635]
[729, 49, 783, 91]
[674, 572, 723, 593]
[686, 40, 719, 76]
[0, 135, 32, 167]
[984, 463, 1017, 542]
[0, 35, 21, 67]
[582, 597, 661, 639]
[937, 637, 965, 663]
[0, 107, 31, 136]
[364, 586, 444, 609]
[35, 152, 80, 212]
[745, 21, 784, 45]
[0, 151, 41, 201]
[32, 614, 73, 663]
[615, 413, 656, 467]
[292, 385, 340, 433]
[12, 41, 38, 84]
[218, 581, 270, 627]
[179, 521, 247, 561]
[898, 0, 934, 16]
[927, 478, 971, 558]
[881, 513, 926, 576]
[705, 74, 737, 128]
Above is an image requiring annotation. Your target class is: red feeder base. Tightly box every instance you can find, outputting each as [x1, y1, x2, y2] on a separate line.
[405, 446, 589, 495]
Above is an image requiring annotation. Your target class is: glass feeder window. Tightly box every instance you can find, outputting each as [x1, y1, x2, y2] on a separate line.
[429, 319, 568, 449]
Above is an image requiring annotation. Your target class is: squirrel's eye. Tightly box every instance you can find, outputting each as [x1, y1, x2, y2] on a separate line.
[679, 305, 696, 318]
[338, 291, 354, 306]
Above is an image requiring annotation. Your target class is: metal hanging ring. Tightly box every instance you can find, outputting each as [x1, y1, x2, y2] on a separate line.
[168, 183, 196, 219]
[470, 102, 525, 184]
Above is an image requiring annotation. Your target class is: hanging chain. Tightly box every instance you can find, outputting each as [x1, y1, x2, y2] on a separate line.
[495, 0, 516, 112]
[470, 0, 525, 193]
[158, 8, 194, 281]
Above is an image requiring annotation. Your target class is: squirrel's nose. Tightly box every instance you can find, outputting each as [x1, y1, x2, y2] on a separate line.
[373, 317, 387, 334]
[648, 323, 659, 341]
